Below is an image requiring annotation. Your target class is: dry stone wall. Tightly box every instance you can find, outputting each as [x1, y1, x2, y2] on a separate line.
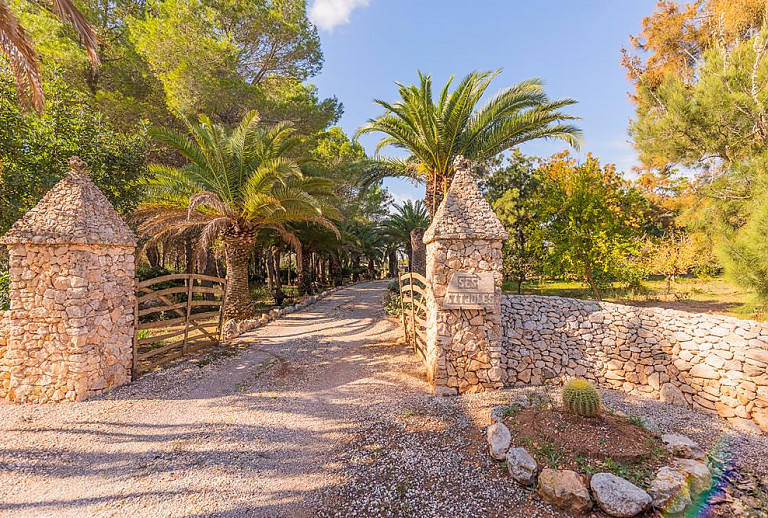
[502, 295, 768, 433]
[0, 311, 9, 391]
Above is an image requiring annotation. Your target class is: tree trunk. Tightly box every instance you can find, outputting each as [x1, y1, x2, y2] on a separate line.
[202, 249, 216, 301]
[184, 237, 194, 274]
[352, 255, 361, 282]
[265, 249, 273, 293]
[584, 265, 601, 301]
[405, 244, 413, 272]
[330, 255, 342, 286]
[410, 227, 426, 276]
[223, 238, 254, 320]
[273, 249, 284, 305]
[297, 244, 313, 295]
[388, 250, 398, 278]
[146, 244, 160, 269]
[423, 170, 451, 219]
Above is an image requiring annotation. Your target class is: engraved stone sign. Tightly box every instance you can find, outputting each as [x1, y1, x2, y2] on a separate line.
[442, 271, 495, 309]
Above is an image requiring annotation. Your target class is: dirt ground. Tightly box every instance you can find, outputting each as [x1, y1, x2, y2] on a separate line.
[3, 281, 767, 517]
[0, 281, 569, 517]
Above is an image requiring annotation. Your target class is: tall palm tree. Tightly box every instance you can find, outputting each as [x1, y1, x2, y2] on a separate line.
[134, 111, 339, 320]
[381, 200, 430, 270]
[357, 70, 582, 217]
[1, 0, 100, 111]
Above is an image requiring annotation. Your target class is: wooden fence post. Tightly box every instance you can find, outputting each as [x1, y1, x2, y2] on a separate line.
[408, 271, 416, 348]
[217, 277, 227, 340]
[132, 277, 139, 381]
[182, 276, 193, 355]
[397, 270, 408, 343]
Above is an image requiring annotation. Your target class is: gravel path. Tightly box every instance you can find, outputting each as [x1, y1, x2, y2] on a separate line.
[2, 280, 767, 517]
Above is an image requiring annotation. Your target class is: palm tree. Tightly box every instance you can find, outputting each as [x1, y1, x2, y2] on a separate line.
[357, 70, 582, 217]
[134, 111, 339, 320]
[381, 200, 430, 271]
[1, 0, 100, 111]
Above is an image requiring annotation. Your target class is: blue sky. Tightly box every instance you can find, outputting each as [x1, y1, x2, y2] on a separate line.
[309, 0, 658, 206]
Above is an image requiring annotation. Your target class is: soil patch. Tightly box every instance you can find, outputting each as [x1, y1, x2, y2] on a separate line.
[505, 408, 670, 488]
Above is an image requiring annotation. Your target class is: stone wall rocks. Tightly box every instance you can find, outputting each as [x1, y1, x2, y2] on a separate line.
[501, 295, 768, 432]
[0, 311, 9, 395]
[0, 158, 136, 403]
[423, 157, 508, 395]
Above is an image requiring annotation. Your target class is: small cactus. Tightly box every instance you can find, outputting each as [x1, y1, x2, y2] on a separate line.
[562, 379, 601, 416]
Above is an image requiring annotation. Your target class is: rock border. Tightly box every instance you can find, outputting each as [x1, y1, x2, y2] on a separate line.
[487, 404, 714, 517]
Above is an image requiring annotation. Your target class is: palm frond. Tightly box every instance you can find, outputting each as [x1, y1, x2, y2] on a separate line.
[51, 0, 99, 67]
[0, 0, 43, 111]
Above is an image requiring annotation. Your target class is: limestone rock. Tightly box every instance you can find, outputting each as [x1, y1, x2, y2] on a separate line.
[590, 472, 652, 517]
[486, 422, 511, 460]
[673, 459, 712, 495]
[433, 385, 458, 397]
[489, 405, 507, 423]
[221, 319, 238, 340]
[660, 383, 688, 407]
[661, 434, 705, 459]
[537, 468, 592, 514]
[752, 407, 768, 433]
[505, 447, 538, 486]
[649, 467, 691, 514]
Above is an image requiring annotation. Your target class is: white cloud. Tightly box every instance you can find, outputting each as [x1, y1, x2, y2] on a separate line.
[309, 0, 370, 31]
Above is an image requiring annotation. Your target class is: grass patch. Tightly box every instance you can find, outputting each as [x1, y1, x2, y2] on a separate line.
[503, 277, 762, 320]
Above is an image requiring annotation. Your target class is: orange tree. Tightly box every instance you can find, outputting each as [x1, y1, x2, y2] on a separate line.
[540, 153, 650, 300]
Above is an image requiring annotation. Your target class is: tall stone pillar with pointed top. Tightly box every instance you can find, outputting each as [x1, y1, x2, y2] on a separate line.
[0, 157, 137, 402]
[423, 156, 508, 395]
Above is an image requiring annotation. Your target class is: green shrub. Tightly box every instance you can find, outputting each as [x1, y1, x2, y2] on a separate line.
[562, 379, 601, 416]
[384, 292, 403, 316]
[0, 270, 8, 310]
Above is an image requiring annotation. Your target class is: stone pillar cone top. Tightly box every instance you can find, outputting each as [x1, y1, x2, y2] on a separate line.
[423, 155, 509, 244]
[0, 156, 136, 247]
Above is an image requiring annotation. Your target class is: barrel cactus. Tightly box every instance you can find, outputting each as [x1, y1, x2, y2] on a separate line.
[562, 379, 601, 416]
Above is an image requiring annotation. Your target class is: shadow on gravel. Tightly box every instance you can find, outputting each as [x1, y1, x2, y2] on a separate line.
[0, 490, 192, 513]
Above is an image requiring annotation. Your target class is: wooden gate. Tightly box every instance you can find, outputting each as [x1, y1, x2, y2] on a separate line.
[398, 271, 428, 361]
[133, 273, 226, 378]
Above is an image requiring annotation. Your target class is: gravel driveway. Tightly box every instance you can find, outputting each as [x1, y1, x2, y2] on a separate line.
[2, 280, 766, 518]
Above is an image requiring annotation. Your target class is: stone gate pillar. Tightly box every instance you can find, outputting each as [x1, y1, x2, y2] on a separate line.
[0, 158, 137, 402]
[423, 156, 508, 395]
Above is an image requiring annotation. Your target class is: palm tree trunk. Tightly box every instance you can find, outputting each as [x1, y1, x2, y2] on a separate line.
[330, 255, 342, 286]
[273, 249, 284, 305]
[297, 244, 313, 295]
[410, 227, 426, 276]
[223, 238, 254, 320]
[388, 250, 398, 278]
[424, 171, 451, 219]
[405, 243, 413, 272]
[146, 244, 160, 269]
[184, 237, 194, 274]
[352, 255, 361, 282]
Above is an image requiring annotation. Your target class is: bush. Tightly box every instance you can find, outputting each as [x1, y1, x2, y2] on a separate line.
[384, 292, 402, 316]
[562, 379, 601, 416]
[0, 270, 8, 310]
[0, 70, 149, 236]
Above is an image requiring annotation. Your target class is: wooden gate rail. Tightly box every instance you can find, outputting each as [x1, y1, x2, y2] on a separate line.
[132, 273, 227, 378]
[398, 271, 428, 361]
